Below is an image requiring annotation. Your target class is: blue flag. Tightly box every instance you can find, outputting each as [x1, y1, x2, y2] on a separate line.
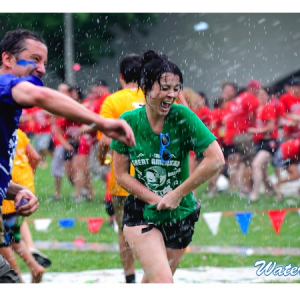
[59, 218, 75, 228]
[235, 212, 252, 235]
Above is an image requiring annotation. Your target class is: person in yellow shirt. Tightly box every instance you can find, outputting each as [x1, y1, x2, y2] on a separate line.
[0, 129, 46, 283]
[97, 54, 145, 284]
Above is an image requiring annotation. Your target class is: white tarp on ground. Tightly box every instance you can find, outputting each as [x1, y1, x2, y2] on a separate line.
[22, 266, 300, 283]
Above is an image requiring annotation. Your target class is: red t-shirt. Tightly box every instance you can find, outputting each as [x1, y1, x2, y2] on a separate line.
[94, 93, 111, 115]
[280, 138, 300, 160]
[211, 108, 225, 145]
[51, 117, 66, 147]
[57, 118, 82, 141]
[191, 105, 212, 128]
[33, 107, 52, 134]
[223, 92, 259, 145]
[82, 94, 110, 143]
[18, 107, 37, 133]
[252, 102, 278, 143]
[279, 93, 300, 138]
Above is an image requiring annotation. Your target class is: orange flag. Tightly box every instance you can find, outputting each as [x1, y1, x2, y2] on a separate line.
[88, 218, 104, 233]
[268, 210, 286, 234]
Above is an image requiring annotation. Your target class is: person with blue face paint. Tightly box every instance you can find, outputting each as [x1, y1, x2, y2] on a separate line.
[0, 28, 136, 282]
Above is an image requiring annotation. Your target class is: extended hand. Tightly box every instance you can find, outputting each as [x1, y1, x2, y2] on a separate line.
[15, 189, 39, 216]
[101, 118, 136, 147]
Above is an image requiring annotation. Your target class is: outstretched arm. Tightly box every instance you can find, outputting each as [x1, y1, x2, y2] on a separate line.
[12, 82, 135, 147]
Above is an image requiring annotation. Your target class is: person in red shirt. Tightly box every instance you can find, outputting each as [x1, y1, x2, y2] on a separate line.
[182, 88, 213, 196]
[278, 77, 300, 141]
[90, 78, 111, 114]
[32, 106, 53, 169]
[223, 80, 260, 196]
[272, 138, 300, 197]
[190, 91, 213, 128]
[54, 86, 87, 202]
[248, 87, 280, 202]
[75, 89, 103, 202]
[47, 83, 70, 201]
[221, 81, 239, 103]
[205, 97, 227, 197]
[18, 107, 37, 139]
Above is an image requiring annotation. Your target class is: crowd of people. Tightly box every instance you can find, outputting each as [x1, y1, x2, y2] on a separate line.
[182, 78, 300, 203]
[1, 27, 300, 284]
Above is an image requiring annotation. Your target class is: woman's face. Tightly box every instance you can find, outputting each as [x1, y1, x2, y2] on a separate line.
[146, 72, 181, 116]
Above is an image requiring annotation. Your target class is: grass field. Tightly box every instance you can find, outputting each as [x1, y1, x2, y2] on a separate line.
[16, 157, 300, 275]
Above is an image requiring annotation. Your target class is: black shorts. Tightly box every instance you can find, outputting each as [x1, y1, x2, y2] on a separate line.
[122, 195, 201, 249]
[105, 201, 115, 217]
[222, 145, 237, 160]
[64, 139, 80, 161]
[233, 133, 256, 166]
[272, 147, 299, 169]
[254, 139, 278, 156]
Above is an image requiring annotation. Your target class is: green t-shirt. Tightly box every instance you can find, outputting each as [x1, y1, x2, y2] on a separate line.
[110, 104, 216, 225]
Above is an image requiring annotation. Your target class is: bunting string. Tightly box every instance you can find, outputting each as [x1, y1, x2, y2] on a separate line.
[24, 207, 300, 236]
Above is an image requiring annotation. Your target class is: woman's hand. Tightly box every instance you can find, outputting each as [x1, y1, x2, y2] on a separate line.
[157, 190, 182, 211]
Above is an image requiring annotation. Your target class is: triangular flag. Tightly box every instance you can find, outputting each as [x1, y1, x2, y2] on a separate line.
[203, 212, 222, 236]
[59, 218, 75, 228]
[298, 209, 300, 218]
[235, 212, 252, 234]
[33, 218, 52, 231]
[88, 218, 104, 233]
[268, 210, 286, 234]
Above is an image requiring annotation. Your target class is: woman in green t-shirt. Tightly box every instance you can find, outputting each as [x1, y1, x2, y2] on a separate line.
[111, 49, 225, 283]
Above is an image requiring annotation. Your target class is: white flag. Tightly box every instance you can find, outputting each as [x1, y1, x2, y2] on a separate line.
[33, 218, 52, 231]
[203, 212, 222, 236]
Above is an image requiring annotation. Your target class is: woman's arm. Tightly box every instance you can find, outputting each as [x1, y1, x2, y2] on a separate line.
[157, 140, 225, 210]
[113, 151, 161, 205]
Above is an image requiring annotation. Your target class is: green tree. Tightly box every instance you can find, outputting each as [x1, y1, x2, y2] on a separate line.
[0, 13, 157, 79]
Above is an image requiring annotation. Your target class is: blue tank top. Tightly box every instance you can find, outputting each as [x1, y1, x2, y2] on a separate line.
[0, 74, 43, 204]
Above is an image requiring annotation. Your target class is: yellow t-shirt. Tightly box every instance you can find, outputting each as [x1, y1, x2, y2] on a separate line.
[1, 129, 35, 215]
[98, 88, 145, 196]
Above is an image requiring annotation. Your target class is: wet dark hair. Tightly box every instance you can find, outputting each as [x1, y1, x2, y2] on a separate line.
[120, 53, 142, 84]
[0, 29, 46, 66]
[213, 96, 226, 108]
[68, 85, 84, 102]
[197, 91, 209, 107]
[221, 82, 239, 93]
[138, 49, 183, 94]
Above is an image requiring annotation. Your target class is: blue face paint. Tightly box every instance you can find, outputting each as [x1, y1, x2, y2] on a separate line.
[16, 59, 36, 67]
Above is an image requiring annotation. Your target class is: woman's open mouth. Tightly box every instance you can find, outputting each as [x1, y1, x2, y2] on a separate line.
[161, 101, 172, 111]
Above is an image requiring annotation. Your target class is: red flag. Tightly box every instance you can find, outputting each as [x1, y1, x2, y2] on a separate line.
[88, 218, 104, 233]
[268, 210, 286, 234]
